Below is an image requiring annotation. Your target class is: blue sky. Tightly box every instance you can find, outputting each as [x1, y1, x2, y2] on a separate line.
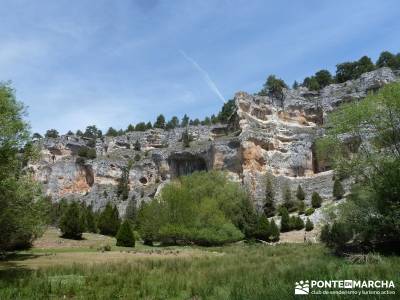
[1, 0, 399, 134]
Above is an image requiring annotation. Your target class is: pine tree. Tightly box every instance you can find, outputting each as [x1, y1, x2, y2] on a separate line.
[280, 207, 290, 232]
[116, 220, 135, 247]
[311, 192, 323, 208]
[282, 183, 296, 212]
[125, 198, 137, 224]
[297, 201, 306, 215]
[296, 185, 305, 201]
[98, 203, 121, 236]
[305, 218, 314, 231]
[333, 179, 345, 200]
[255, 214, 270, 241]
[154, 114, 166, 129]
[85, 205, 97, 233]
[269, 219, 280, 242]
[264, 175, 275, 217]
[59, 202, 85, 239]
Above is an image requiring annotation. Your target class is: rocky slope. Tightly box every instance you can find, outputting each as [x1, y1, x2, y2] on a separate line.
[29, 67, 398, 221]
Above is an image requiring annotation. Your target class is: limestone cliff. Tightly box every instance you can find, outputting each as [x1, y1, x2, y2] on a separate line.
[29, 67, 398, 222]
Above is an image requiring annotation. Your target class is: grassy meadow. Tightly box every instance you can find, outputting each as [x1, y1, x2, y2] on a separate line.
[0, 229, 399, 299]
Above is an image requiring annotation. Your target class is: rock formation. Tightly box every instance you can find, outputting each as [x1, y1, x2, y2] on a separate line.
[29, 67, 398, 221]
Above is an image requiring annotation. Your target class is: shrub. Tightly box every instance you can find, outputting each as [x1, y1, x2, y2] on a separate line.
[134, 154, 141, 161]
[254, 214, 270, 241]
[296, 185, 305, 201]
[78, 147, 96, 159]
[154, 114, 166, 129]
[260, 75, 287, 99]
[45, 129, 59, 138]
[85, 205, 97, 233]
[116, 220, 135, 247]
[59, 202, 85, 239]
[305, 218, 314, 231]
[311, 192, 322, 208]
[280, 207, 290, 232]
[137, 171, 248, 246]
[181, 128, 193, 148]
[320, 222, 352, 254]
[305, 207, 315, 216]
[297, 201, 305, 215]
[289, 216, 304, 230]
[134, 140, 141, 151]
[97, 203, 121, 236]
[269, 219, 280, 242]
[282, 183, 296, 212]
[333, 179, 345, 200]
[263, 175, 276, 217]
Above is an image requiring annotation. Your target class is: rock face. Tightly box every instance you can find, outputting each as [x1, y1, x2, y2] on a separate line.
[29, 68, 398, 217]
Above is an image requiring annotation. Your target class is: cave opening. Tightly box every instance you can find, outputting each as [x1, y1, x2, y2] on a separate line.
[168, 153, 207, 178]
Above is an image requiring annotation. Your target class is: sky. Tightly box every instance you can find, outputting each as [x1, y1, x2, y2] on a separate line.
[0, 0, 399, 134]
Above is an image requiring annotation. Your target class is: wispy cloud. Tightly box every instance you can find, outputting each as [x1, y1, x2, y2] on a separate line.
[179, 50, 226, 103]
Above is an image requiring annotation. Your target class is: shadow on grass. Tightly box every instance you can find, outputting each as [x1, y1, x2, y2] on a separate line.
[0, 253, 39, 283]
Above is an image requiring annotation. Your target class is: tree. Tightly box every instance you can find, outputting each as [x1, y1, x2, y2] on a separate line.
[280, 207, 290, 232]
[181, 114, 190, 127]
[146, 122, 153, 130]
[106, 127, 118, 137]
[311, 192, 322, 208]
[116, 220, 135, 247]
[134, 140, 141, 151]
[45, 129, 59, 138]
[154, 114, 166, 129]
[125, 198, 137, 224]
[306, 77, 320, 91]
[85, 205, 97, 233]
[0, 83, 48, 251]
[314, 69, 333, 88]
[181, 128, 193, 148]
[355, 56, 375, 77]
[210, 114, 218, 124]
[320, 222, 352, 254]
[317, 82, 400, 252]
[305, 218, 314, 231]
[336, 56, 375, 83]
[135, 122, 147, 131]
[269, 219, 280, 242]
[126, 124, 135, 132]
[254, 214, 270, 241]
[292, 81, 299, 89]
[98, 203, 121, 236]
[263, 175, 275, 217]
[76, 129, 83, 136]
[376, 51, 400, 69]
[84, 125, 102, 139]
[32, 133, 42, 139]
[203, 116, 211, 125]
[59, 202, 85, 239]
[260, 75, 287, 99]
[282, 183, 296, 212]
[296, 185, 305, 201]
[117, 162, 132, 200]
[297, 201, 306, 215]
[192, 118, 200, 126]
[218, 99, 236, 123]
[333, 179, 345, 200]
[66, 130, 74, 136]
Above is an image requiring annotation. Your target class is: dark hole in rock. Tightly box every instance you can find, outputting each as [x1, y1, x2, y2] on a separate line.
[168, 153, 207, 178]
[139, 177, 148, 184]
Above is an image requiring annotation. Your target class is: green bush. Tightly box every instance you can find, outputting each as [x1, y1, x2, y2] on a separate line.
[311, 192, 322, 208]
[280, 207, 290, 232]
[282, 184, 296, 212]
[305, 207, 315, 216]
[97, 203, 121, 236]
[269, 219, 280, 242]
[333, 179, 345, 200]
[116, 220, 135, 247]
[254, 214, 270, 241]
[59, 202, 85, 240]
[305, 218, 314, 231]
[137, 171, 248, 246]
[290, 216, 304, 230]
[296, 185, 305, 201]
[320, 222, 352, 254]
[78, 147, 96, 159]
[263, 175, 275, 217]
[85, 205, 97, 233]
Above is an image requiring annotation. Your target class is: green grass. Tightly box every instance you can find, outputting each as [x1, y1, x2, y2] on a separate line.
[1, 244, 399, 299]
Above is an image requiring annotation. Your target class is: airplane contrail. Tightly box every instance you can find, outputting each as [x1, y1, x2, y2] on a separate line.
[179, 50, 226, 103]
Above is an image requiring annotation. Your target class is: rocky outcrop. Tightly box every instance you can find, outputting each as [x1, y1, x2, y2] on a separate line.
[29, 67, 398, 217]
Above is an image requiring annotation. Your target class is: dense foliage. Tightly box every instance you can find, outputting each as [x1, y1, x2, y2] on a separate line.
[98, 203, 121, 236]
[116, 220, 135, 247]
[0, 83, 48, 252]
[59, 202, 85, 239]
[318, 82, 400, 253]
[137, 171, 258, 246]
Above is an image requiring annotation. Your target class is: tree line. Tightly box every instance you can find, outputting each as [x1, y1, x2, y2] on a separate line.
[259, 50, 400, 97]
